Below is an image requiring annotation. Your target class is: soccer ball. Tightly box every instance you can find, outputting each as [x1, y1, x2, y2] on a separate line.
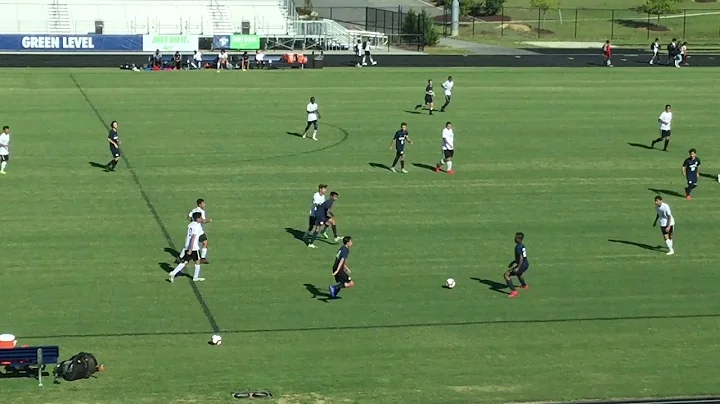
[445, 278, 456, 289]
[210, 334, 222, 345]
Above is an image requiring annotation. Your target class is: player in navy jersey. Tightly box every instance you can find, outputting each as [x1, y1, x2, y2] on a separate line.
[682, 148, 701, 200]
[504, 232, 529, 298]
[389, 122, 413, 173]
[307, 192, 340, 248]
[414, 79, 435, 115]
[329, 236, 354, 298]
[106, 121, 120, 172]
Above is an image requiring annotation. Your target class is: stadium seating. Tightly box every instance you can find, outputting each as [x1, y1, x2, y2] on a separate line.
[0, 0, 293, 36]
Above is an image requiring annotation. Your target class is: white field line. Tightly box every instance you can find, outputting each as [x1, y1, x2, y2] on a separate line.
[475, 10, 720, 25]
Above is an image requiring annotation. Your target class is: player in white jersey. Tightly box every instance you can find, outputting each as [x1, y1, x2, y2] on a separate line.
[435, 122, 455, 175]
[653, 195, 675, 255]
[306, 184, 328, 237]
[651, 104, 673, 151]
[302, 96, 320, 140]
[178, 198, 212, 263]
[649, 38, 659, 65]
[440, 76, 454, 112]
[169, 212, 206, 282]
[0, 126, 10, 175]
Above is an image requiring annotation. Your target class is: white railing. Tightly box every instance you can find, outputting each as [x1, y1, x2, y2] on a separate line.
[292, 19, 351, 48]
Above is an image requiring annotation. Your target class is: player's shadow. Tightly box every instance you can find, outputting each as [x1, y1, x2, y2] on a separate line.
[285, 227, 306, 242]
[700, 173, 715, 180]
[368, 162, 390, 171]
[88, 161, 108, 169]
[164, 247, 180, 257]
[303, 283, 334, 303]
[470, 277, 510, 295]
[608, 239, 663, 252]
[627, 142, 654, 150]
[403, 110, 422, 115]
[412, 163, 436, 172]
[285, 132, 303, 138]
[648, 188, 684, 198]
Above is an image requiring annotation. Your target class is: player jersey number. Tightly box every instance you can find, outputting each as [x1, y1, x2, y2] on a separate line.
[398, 137, 405, 145]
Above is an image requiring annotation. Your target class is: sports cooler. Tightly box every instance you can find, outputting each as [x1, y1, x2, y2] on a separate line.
[0, 333, 17, 349]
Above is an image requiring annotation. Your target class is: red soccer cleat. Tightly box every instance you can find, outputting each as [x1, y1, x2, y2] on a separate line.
[508, 290, 519, 298]
[520, 285, 529, 289]
[447, 169, 455, 175]
[435, 166, 441, 173]
[685, 195, 692, 200]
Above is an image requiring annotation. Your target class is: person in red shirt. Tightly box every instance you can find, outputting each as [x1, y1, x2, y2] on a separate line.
[602, 40, 613, 67]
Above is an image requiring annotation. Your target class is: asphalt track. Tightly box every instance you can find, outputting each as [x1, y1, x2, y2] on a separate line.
[550, 398, 720, 404]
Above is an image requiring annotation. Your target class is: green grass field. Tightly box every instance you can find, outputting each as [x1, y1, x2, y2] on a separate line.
[456, 0, 720, 45]
[2, 67, 720, 404]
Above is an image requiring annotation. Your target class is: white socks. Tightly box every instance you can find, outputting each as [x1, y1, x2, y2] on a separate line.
[447, 161, 453, 170]
[170, 263, 186, 277]
[178, 250, 186, 258]
[666, 239, 674, 250]
[0, 161, 6, 171]
[200, 248, 207, 259]
[193, 265, 201, 279]
[312, 130, 317, 139]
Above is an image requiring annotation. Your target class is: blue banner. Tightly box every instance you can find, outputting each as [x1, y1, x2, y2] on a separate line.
[0, 35, 143, 51]
[213, 35, 231, 50]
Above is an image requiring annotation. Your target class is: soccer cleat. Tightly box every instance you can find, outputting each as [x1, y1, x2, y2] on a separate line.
[0, 171, 5, 175]
[666, 250, 675, 256]
[372, 61, 377, 65]
[307, 244, 317, 249]
[201, 258, 210, 264]
[414, 105, 421, 110]
[168, 274, 174, 283]
[447, 169, 455, 175]
[334, 236, 342, 242]
[302, 133, 307, 138]
[312, 136, 317, 141]
[435, 166, 441, 173]
[520, 285, 529, 289]
[322, 231, 329, 239]
[329, 285, 337, 298]
[390, 167, 397, 173]
[508, 290, 519, 298]
[193, 277, 205, 282]
[401, 168, 408, 174]
[685, 195, 692, 200]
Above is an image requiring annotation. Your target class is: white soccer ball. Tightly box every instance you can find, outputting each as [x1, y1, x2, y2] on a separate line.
[210, 334, 222, 345]
[446, 278, 456, 289]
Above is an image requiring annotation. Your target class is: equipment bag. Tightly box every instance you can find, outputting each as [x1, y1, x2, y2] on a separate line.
[54, 352, 100, 381]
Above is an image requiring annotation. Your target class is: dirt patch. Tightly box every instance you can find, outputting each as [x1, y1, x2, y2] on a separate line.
[502, 23, 532, 33]
[277, 393, 353, 404]
[615, 19, 671, 31]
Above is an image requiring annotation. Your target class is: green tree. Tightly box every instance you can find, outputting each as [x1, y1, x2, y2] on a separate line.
[418, 9, 439, 48]
[402, 9, 419, 43]
[401, 9, 439, 50]
[482, 0, 506, 16]
[639, 0, 680, 15]
[530, 0, 559, 28]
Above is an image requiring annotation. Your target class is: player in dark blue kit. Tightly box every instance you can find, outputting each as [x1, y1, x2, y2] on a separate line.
[389, 122, 413, 173]
[682, 148, 701, 200]
[307, 192, 340, 248]
[504, 232, 529, 298]
[414, 79, 435, 115]
[105, 121, 120, 172]
[329, 236, 355, 298]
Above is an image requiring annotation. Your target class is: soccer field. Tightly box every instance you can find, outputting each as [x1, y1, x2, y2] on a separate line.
[3, 67, 720, 404]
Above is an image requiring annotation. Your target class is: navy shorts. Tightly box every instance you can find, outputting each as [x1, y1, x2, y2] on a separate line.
[661, 130, 671, 138]
[687, 177, 697, 186]
[314, 215, 328, 226]
[334, 270, 351, 284]
[424, 95, 433, 104]
[443, 150, 454, 159]
[0, 154, 8, 162]
[396, 149, 404, 157]
[509, 264, 529, 277]
[110, 147, 120, 158]
[181, 250, 200, 263]
[661, 225, 674, 236]
[305, 120, 318, 129]
[199, 234, 208, 243]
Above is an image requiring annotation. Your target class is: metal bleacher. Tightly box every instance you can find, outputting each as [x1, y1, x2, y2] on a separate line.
[0, 0, 388, 51]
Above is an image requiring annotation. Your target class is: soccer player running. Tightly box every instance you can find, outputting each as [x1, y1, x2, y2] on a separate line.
[389, 122, 413, 173]
[306, 184, 328, 237]
[682, 148, 701, 200]
[653, 196, 675, 256]
[651, 105, 673, 151]
[307, 192, 340, 248]
[649, 38, 660, 65]
[106, 121, 121, 172]
[504, 232, 529, 298]
[329, 236, 355, 299]
[440, 76, 454, 112]
[302, 96, 320, 140]
[0, 126, 10, 175]
[435, 122, 455, 174]
[178, 199, 213, 263]
[415, 79, 435, 115]
[168, 211, 206, 282]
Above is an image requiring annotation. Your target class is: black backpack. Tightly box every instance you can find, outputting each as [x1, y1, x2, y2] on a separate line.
[54, 352, 100, 382]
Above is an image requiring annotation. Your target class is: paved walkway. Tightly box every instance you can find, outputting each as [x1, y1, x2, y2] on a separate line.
[438, 37, 539, 55]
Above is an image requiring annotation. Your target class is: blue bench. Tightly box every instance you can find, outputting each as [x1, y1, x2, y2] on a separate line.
[0, 345, 60, 385]
[151, 54, 285, 69]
